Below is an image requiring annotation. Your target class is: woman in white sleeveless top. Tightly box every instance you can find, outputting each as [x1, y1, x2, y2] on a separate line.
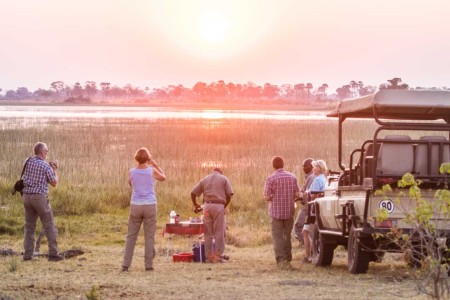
[122, 147, 166, 271]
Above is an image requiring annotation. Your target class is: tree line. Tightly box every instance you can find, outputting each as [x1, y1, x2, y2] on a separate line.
[0, 77, 444, 103]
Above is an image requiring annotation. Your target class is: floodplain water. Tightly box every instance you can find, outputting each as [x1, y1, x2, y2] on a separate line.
[0, 105, 327, 121]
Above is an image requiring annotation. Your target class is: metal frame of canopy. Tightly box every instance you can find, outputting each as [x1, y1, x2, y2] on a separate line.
[327, 89, 450, 176]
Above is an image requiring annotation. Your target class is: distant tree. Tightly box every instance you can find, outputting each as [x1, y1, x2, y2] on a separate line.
[72, 82, 84, 97]
[359, 85, 377, 96]
[110, 85, 126, 99]
[63, 86, 71, 98]
[100, 82, 111, 98]
[227, 82, 236, 100]
[243, 82, 262, 100]
[123, 84, 145, 98]
[151, 88, 168, 99]
[294, 83, 306, 100]
[306, 83, 313, 99]
[5, 90, 16, 99]
[215, 80, 228, 98]
[50, 81, 65, 98]
[316, 83, 329, 100]
[167, 84, 184, 99]
[193, 82, 207, 101]
[124, 84, 133, 98]
[263, 83, 279, 99]
[350, 80, 359, 97]
[34, 88, 53, 100]
[357, 81, 364, 90]
[84, 81, 97, 98]
[349, 80, 358, 90]
[15, 87, 33, 99]
[206, 82, 216, 99]
[336, 85, 352, 100]
[234, 83, 243, 99]
[380, 77, 409, 90]
[279, 84, 294, 100]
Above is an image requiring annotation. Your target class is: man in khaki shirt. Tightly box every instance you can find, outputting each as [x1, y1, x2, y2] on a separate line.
[191, 167, 233, 262]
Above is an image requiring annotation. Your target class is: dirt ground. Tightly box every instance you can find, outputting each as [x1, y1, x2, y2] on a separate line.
[0, 242, 429, 300]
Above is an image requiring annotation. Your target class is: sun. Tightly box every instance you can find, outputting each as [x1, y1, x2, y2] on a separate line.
[149, 2, 271, 59]
[197, 10, 230, 44]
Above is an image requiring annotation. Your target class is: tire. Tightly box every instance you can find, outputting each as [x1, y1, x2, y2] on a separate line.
[314, 233, 337, 267]
[348, 226, 370, 274]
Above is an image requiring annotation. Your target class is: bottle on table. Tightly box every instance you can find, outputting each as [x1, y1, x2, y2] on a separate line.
[169, 210, 176, 224]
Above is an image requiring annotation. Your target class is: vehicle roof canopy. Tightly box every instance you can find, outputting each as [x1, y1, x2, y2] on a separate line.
[327, 89, 450, 122]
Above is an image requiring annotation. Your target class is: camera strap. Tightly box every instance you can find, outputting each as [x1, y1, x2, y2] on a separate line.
[19, 157, 32, 179]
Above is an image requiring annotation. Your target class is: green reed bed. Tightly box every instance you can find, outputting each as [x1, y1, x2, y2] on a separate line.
[0, 117, 376, 245]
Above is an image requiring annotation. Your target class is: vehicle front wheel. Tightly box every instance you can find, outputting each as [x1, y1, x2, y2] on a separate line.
[348, 226, 370, 274]
[314, 233, 337, 267]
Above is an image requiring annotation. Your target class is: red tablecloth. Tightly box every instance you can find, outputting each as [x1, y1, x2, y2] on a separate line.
[163, 223, 204, 236]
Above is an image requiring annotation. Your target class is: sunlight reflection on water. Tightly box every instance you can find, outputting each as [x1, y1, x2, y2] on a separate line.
[0, 106, 327, 120]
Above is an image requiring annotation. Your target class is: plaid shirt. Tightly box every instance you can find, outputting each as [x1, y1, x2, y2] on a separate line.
[264, 169, 300, 219]
[22, 156, 57, 195]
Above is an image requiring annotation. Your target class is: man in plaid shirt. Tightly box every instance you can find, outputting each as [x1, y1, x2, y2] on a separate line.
[22, 142, 63, 262]
[264, 156, 300, 269]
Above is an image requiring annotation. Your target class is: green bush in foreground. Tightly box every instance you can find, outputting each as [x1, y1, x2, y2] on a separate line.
[376, 163, 450, 300]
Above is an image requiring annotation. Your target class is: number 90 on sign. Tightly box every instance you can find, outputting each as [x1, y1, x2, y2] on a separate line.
[379, 199, 394, 214]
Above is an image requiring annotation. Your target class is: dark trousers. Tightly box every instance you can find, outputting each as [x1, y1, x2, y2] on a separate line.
[271, 217, 294, 263]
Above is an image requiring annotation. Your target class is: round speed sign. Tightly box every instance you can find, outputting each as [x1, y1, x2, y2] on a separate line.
[379, 199, 395, 214]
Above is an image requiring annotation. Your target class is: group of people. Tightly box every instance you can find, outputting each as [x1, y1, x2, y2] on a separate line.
[264, 156, 328, 269]
[19, 142, 327, 271]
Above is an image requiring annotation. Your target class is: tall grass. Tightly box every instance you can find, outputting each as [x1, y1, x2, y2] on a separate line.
[0, 116, 377, 245]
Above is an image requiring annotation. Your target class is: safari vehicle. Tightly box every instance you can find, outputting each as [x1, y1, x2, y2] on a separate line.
[311, 89, 450, 274]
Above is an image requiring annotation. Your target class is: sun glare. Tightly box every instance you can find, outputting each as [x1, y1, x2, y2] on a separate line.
[149, 1, 277, 59]
[198, 10, 230, 44]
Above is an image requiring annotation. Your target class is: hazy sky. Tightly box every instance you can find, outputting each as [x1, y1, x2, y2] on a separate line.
[1, 0, 449, 92]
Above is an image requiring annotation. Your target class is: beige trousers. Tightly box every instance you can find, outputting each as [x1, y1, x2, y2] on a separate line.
[203, 203, 225, 259]
[122, 204, 157, 269]
[23, 193, 59, 258]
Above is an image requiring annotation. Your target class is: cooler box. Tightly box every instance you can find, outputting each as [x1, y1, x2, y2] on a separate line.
[193, 240, 216, 262]
[192, 241, 206, 263]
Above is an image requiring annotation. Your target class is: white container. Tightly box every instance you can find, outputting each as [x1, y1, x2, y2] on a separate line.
[169, 210, 176, 224]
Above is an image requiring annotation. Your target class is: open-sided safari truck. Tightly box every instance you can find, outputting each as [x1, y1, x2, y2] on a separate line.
[311, 89, 450, 274]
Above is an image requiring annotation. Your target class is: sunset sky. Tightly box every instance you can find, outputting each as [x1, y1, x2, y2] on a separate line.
[1, 0, 449, 93]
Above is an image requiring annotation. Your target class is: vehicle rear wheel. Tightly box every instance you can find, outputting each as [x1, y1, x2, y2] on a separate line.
[348, 226, 370, 274]
[314, 233, 337, 267]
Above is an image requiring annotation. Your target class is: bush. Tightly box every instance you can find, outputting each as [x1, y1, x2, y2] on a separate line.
[64, 96, 92, 104]
[376, 163, 450, 300]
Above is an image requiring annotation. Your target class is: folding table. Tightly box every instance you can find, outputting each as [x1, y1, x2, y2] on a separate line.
[163, 222, 204, 261]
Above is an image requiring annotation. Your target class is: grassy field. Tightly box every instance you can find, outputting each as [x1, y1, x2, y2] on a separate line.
[0, 116, 432, 299]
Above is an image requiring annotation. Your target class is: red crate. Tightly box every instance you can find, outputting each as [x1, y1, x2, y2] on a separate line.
[173, 252, 193, 262]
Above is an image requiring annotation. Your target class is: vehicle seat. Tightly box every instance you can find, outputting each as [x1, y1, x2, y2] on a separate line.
[414, 136, 450, 175]
[363, 142, 380, 178]
[377, 135, 414, 175]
